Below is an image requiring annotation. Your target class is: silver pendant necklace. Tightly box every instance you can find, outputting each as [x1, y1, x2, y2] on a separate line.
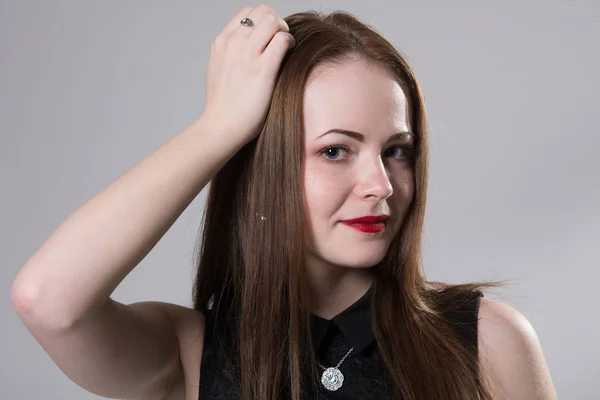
[317, 347, 354, 391]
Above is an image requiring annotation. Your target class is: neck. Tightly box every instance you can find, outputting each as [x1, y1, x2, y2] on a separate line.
[306, 255, 375, 320]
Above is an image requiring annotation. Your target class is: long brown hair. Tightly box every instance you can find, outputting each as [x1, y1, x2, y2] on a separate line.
[193, 9, 506, 400]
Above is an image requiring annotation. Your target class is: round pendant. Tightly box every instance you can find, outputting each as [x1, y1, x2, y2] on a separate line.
[321, 367, 345, 391]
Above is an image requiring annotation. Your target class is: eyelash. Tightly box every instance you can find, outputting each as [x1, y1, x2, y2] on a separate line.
[317, 144, 417, 164]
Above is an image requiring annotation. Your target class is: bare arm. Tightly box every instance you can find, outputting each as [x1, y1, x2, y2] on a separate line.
[478, 297, 558, 400]
[10, 116, 241, 399]
[10, 4, 294, 399]
[11, 116, 242, 330]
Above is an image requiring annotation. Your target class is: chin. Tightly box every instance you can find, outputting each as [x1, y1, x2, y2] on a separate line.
[320, 253, 386, 269]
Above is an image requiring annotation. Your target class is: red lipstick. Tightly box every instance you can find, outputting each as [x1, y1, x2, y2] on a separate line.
[340, 215, 389, 233]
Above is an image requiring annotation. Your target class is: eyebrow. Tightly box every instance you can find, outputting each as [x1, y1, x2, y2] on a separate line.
[316, 128, 414, 143]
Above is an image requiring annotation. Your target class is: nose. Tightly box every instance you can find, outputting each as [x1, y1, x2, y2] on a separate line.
[355, 156, 394, 201]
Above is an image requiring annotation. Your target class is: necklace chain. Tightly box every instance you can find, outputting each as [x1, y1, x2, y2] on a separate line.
[317, 347, 354, 370]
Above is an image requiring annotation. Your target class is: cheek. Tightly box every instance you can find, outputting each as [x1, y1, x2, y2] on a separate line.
[303, 166, 345, 220]
[391, 167, 414, 196]
[303, 178, 330, 216]
[397, 178, 414, 200]
[390, 175, 415, 224]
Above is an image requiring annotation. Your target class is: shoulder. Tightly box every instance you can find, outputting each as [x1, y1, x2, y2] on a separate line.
[158, 302, 206, 342]
[477, 297, 557, 400]
[157, 303, 206, 400]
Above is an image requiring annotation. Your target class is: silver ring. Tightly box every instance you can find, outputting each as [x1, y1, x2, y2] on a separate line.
[240, 17, 254, 27]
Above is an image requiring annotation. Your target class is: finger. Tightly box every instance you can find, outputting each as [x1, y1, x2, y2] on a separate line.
[224, 4, 273, 44]
[220, 5, 254, 36]
[248, 11, 290, 54]
[262, 30, 295, 71]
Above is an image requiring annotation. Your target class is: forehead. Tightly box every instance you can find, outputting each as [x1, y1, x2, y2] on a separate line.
[303, 58, 411, 139]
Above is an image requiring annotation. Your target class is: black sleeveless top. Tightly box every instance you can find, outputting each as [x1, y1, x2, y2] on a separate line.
[198, 287, 484, 399]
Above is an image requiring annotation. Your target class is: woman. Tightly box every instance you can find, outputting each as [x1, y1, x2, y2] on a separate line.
[11, 4, 557, 399]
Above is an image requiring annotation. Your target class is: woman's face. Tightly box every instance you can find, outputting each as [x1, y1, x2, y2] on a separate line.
[302, 58, 415, 274]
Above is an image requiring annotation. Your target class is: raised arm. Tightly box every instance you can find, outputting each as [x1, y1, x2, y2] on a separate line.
[10, 4, 295, 399]
[10, 115, 244, 399]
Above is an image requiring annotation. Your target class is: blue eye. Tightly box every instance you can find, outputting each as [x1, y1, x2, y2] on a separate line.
[385, 146, 404, 159]
[320, 146, 349, 162]
[318, 145, 414, 164]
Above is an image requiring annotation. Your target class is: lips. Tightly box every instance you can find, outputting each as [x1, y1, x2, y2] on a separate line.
[340, 215, 389, 224]
[339, 215, 389, 234]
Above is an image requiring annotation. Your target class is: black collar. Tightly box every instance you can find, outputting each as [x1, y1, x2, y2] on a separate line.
[309, 285, 375, 355]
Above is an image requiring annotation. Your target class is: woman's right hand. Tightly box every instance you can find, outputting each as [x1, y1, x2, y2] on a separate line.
[201, 4, 296, 146]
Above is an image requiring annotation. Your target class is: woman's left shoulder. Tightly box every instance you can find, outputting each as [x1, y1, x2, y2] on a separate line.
[477, 297, 558, 399]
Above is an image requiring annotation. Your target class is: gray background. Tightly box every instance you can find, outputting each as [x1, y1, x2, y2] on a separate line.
[1, 1, 598, 398]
